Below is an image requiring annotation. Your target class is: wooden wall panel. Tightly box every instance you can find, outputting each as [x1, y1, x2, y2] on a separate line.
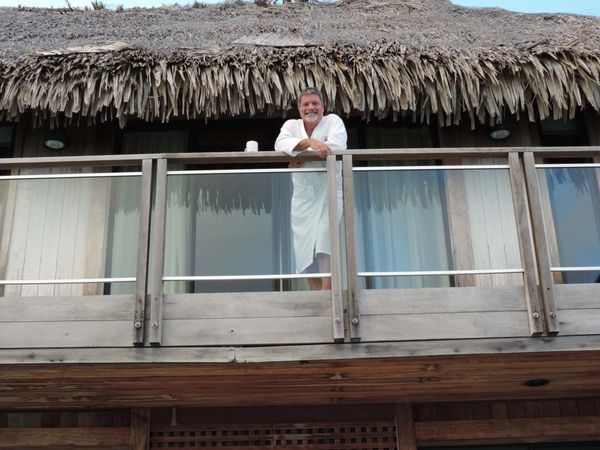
[359, 286, 530, 341]
[0, 428, 130, 449]
[554, 284, 600, 335]
[160, 291, 333, 346]
[438, 117, 539, 288]
[1, 122, 117, 297]
[0, 295, 135, 348]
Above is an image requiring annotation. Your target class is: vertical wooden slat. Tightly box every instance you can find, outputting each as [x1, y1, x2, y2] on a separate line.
[327, 155, 345, 342]
[395, 403, 417, 450]
[508, 153, 544, 336]
[342, 155, 360, 341]
[149, 158, 168, 345]
[522, 151, 559, 334]
[130, 408, 150, 450]
[134, 159, 153, 345]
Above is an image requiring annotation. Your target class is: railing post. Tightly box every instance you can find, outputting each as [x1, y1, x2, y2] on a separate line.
[133, 159, 154, 345]
[342, 155, 361, 341]
[395, 404, 417, 450]
[508, 153, 544, 336]
[522, 151, 559, 334]
[327, 154, 345, 342]
[149, 158, 168, 345]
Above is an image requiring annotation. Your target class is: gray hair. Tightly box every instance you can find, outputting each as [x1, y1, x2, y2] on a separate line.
[298, 87, 324, 105]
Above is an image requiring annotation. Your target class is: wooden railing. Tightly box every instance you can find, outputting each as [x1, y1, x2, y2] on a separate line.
[0, 147, 598, 350]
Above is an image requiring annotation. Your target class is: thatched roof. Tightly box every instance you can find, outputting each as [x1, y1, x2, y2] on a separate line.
[2, 0, 600, 126]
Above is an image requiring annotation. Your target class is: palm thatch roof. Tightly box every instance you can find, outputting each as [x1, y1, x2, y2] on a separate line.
[2, 0, 600, 126]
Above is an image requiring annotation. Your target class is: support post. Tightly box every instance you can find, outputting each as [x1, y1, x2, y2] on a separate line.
[395, 403, 417, 450]
[327, 154, 345, 342]
[508, 153, 545, 336]
[130, 408, 151, 450]
[134, 159, 153, 345]
[149, 158, 168, 345]
[522, 151, 559, 334]
[342, 155, 361, 341]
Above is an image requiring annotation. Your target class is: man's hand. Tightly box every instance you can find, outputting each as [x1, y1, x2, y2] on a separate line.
[309, 139, 331, 158]
[292, 138, 332, 158]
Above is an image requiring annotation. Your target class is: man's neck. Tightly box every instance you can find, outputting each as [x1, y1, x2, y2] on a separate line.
[304, 121, 318, 137]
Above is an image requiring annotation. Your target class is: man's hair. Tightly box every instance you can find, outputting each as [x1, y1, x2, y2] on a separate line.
[298, 87, 324, 105]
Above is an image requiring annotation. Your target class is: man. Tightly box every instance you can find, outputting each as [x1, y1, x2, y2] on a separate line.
[275, 87, 347, 290]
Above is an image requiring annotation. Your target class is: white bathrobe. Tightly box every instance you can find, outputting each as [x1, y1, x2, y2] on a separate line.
[274, 114, 347, 273]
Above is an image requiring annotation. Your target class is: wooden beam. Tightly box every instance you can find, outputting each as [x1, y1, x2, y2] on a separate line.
[342, 155, 360, 341]
[508, 153, 544, 336]
[134, 159, 153, 345]
[395, 404, 417, 450]
[149, 158, 167, 345]
[416, 416, 600, 446]
[522, 152, 559, 334]
[327, 155, 345, 342]
[0, 428, 130, 448]
[130, 408, 150, 450]
[0, 147, 596, 170]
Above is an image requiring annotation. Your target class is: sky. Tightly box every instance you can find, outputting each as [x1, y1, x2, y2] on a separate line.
[0, 0, 599, 15]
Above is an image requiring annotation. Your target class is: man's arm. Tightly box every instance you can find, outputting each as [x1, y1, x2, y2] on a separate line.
[275, 120, 304, 156]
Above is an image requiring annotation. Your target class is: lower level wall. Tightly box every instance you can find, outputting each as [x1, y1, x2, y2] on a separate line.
[1, 398, 600, 449]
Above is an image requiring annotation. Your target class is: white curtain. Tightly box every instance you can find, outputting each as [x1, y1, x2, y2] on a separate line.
[108, 130, 189, 294]
[354, 126, 451, 289]
[3, 170, 110, 297]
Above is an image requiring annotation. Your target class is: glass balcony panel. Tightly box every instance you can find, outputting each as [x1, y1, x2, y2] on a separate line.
[540, 166, 600, 284]
[0, 174, 140, 296]
[164, 170, 330, 293]
[354, 167, 522, 288]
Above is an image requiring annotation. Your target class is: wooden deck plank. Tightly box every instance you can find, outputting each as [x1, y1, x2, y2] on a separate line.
[415, 416, 600, 445]
[0, 428, 130, 448]
[163, 291, 331, 319]
[360, 311, 530, 341]
[160, 317, 333, 346]
[360, 286, 526, 315]
[0, 295, 134, 322]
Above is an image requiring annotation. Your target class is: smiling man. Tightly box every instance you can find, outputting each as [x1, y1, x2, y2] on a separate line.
[275, 87, 347, 290]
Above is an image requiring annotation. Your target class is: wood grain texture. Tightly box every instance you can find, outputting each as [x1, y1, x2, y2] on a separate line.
[1, 351, 600, 409]
[327, 154, 344, 342]
[134, 159, 153, 345]
[0, 428, 130, 448]
[523, 151, 559, 334]
[163, 291, 331, 319]
[0, 295, 134, 322]
[360, 311, 530, 341]
[360, 286, 526, 314]
[342, 154, 361, 340]
[395, 404, 417, 450]
[415, 416, 600, 445]
[149, 159, 167, 345]
[130, 408, 150, 450]
[508, 152, 544, 335]
[0, 321, 134, 348]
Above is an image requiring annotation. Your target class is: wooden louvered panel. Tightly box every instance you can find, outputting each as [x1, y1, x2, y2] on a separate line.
[150, 422, 396, 449]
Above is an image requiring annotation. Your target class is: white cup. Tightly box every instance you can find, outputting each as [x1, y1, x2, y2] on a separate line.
[245, 140, 258, 152]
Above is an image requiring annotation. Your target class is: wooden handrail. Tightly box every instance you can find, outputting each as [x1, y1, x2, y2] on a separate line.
[0, 146, 597, 168]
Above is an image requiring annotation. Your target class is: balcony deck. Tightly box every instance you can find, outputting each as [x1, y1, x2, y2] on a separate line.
[0, 147, 599, 408]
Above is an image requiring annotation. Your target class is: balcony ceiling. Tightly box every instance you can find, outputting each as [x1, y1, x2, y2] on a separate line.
[1, 346, 600, 409]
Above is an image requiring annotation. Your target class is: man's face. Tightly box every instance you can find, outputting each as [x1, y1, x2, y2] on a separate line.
[298, 94, 324, 126]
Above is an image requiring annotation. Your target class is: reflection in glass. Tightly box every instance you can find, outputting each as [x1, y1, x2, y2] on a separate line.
[0, 175, 140, 296]
[354, 167, 522, 289]
[543, 166, 600, 283]
[164, 171, 321, 293]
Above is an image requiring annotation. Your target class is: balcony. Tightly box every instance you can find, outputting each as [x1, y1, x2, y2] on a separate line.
[0, 147, 599, 355]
